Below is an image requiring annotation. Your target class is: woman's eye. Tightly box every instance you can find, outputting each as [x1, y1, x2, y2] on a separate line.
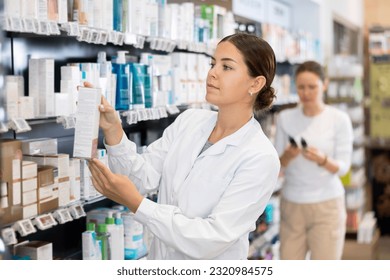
[210, 63, 215, 68]
[223, 65, 232, 70]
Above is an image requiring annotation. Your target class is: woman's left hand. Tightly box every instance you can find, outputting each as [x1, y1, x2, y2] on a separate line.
[301, 146, 327, 165]
[88, 158, 143, 213]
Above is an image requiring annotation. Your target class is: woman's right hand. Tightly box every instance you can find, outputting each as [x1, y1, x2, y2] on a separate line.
[280, 144, 300, 167]
[83, 82, 123, 145]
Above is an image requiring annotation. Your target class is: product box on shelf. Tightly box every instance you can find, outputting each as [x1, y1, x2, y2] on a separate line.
[38, 196, 59, 215]
[14, 240, 53, 260]
[21, 138, 58, 155]
[23, 154, 70, 178]
[37, 166, 55, 188]
[36, 166, 58, 214]
[0, 140, 23, 224]
[342, 229, 380, 260]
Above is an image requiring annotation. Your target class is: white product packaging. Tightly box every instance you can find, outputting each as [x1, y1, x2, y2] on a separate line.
[73, 87, 101, 159]
[122, 212, 147, 260]
[105, 211, 124, 260]
[28, 58, 55, 117]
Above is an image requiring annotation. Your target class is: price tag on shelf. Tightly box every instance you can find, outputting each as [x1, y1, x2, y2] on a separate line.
[148, 37, 157, 50]
[56, 115, 76, 129]
[48, 21, 60, 35]
[145, 108, 153, 120]
[124, 33, 137, 45]
[159, 107, 169, 118]
[159, 39, 167, 51]
[124, 110, 138, 125]
[167, 41, 177, 53]
[90, 30, 100, 44]
[99, 31, 108, 45]
[68, 204, 86, 219]
[10, 17, 23, 32]
[116, 32, 125, 45]
[69, 22, 80, 36]
[33, 20, 40, 34]
[9, 118, 31, 133]
[12, 219, 37, 237]
[22, 18, 37, 33]
[134, 35, 146, 49]
[108, 31, 117, 44]
[136, 109, 148, 121]
[32, 214, 58, 230]
[165, 105, 179, 115]
[77, 27, 91, 42]
[53, 208, 73, 224]
[151, 108, 160, 120]
[38, 21, 50, 35]
[3, 16, 11, 31]
[0, 121, 9, 133]
[1, 227, 18, 245]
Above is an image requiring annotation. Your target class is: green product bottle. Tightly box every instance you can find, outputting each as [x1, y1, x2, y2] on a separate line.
[96, 223, 111, 260]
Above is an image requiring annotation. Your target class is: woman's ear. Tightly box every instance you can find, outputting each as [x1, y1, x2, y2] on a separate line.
[250, 76, 266, 95]
[323, 78, 329, 92]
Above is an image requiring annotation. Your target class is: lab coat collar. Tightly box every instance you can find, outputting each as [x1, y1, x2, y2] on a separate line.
[198, 114, 257, 157]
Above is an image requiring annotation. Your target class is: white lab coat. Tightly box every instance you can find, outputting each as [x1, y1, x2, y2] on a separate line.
[105, 109, 280, 259]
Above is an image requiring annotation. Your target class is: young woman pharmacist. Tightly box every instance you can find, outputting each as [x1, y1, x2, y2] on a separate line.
[87, 33, 280, 260]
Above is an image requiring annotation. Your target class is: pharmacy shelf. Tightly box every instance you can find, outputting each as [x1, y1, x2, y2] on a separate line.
[248, 224, 279, 259]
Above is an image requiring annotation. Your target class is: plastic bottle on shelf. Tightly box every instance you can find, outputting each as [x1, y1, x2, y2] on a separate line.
[112, 50, 131, 111]
[97, 51, 113, 106]
[122, 212, 147, 260]
[105, 211, 124, 260]
[114, 212, 125, 260]
[96, 223, 111, 260]
[82, 222, 98, 260]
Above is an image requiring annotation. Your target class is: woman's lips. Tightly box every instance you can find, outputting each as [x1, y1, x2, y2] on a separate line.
[207, 84, 219, 90]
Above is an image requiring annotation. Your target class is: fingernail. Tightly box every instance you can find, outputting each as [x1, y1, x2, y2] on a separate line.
[100, 105, 104, 111]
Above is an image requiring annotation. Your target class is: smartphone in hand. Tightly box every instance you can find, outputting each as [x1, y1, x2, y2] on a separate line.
[301, 138, 308, 149]
[288, 136, 298, 148]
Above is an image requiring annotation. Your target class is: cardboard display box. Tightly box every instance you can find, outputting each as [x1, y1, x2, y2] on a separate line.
[342, 229, 380, 260]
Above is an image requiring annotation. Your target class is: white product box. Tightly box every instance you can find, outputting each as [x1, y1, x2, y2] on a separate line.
[4, 0, 21, 18]
[37, 0, 48, 21]
[5, 76, 24, 119]
[12, 159, 21, 180]
[61, 65, 80, 81]
[73, 87, 101, 159]
[28, 58, 55, 117]
[0, 196, 8, 208]
[12, 181, 21, 206]
[18, 96, 35, 119]
[22, 203, 38, 219]
[15, 241, 53, 260]
[103, 0, 113, 31]
[39, 184, 55, 200]
[69, 158, 81, 201]
[58, 178, 70, 207]
[22, 189, 38, 205]
[22, 178, 38, 192]
[55, 93, 71, 116]
[0, 182, 8, 197]
[22, 161, 38, 179]
[22, 138, 58, 156]
[20, 0, 38, 19]
[58, 0, 68, 23]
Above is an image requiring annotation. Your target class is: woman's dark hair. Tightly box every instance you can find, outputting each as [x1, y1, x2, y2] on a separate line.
[219, 33, 277, 111]
[295, 60, 326, 82]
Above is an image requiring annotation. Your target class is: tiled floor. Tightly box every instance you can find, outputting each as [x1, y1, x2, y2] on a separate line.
[377, 235, 390, 260]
